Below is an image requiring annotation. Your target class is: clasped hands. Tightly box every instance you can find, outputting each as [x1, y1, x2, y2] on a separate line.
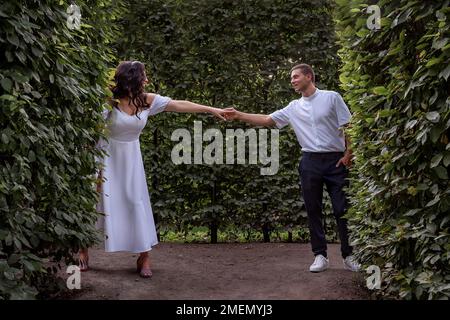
[209, 107, 239, 121]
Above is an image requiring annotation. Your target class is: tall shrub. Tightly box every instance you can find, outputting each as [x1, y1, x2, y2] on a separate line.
[0, 0, 122, 299]
[336, 0, 449, 299]
[116, 0, 341, 242]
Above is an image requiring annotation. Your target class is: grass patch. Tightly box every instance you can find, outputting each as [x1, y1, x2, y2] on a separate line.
[159, 226, 314, 243]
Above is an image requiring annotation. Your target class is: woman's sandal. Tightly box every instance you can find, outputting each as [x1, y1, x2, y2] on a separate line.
[136, 256, 152, 278]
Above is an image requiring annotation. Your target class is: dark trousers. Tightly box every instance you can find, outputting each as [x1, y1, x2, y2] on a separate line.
[298, 152, 352, 258]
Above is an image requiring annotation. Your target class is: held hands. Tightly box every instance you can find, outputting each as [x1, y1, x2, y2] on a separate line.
[209, 107, 239, 121]
[209, 107, 227, 121]
[223, 107, 239, 121]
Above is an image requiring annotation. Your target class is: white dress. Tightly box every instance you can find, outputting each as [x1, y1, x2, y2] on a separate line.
[96, 94, 171, 253]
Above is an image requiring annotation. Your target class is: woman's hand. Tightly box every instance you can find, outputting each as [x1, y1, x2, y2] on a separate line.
[209, 107, 227, 121]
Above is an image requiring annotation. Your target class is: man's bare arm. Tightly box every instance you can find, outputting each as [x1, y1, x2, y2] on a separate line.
[223, 108, 276, 127]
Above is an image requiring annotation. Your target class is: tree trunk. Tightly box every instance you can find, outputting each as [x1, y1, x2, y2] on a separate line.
[210, 221, 218, 244]
[210, 180, 218, 244]
[262, 203, 270, 242]
[262, 223, 270, 243]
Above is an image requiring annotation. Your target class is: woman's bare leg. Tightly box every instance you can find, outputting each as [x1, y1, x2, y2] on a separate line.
[78, 248, 89, 271]
[137, 251, 152, 278]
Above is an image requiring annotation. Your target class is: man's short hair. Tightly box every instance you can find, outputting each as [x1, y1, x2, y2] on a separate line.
[290, 64, 315, 83]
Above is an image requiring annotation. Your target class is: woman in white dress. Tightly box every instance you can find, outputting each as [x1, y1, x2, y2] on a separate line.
[78, 60, 225, 277]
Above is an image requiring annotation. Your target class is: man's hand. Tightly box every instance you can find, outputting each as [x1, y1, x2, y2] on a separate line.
[223, 107, 240, 121]
[223, 107, 275, 127]
[336, 151, 352, 168]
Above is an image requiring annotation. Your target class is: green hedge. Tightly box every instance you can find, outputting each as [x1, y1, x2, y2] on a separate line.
[336, 1, 449, 299]
[0, 0, 121, 299]
[116, 0, 341, 242]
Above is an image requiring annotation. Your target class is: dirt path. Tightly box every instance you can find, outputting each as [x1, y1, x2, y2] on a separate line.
[66, 243, 371, 300]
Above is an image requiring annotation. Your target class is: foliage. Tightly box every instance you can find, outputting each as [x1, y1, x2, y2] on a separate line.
[0, 0, 122, 299]
[116, 0, 341, 242]
[159, 226, 311, 243]
[336, 0, 450, 299]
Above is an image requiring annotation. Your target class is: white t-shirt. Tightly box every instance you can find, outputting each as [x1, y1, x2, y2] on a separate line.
[269, 88, 351, 152]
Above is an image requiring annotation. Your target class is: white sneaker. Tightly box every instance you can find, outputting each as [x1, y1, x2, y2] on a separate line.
[343, 255, 361, 272]
[309, 254, 329, 273]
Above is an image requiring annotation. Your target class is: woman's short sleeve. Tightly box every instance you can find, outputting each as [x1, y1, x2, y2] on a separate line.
[148, 94, 172, 116]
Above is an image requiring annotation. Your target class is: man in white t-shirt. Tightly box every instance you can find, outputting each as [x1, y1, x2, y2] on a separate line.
[224, 64, 360, 273]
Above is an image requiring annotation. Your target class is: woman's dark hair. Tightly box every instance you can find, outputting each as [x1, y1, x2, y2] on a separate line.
[110, 60, 150, 117]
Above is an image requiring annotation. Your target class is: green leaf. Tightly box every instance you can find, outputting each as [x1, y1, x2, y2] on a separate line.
[15, 51, 26, 63]
[432, 38, 448, 50]
[379, 109, 394, 117]
[404, 209, 421, 216]
[430, 154, 443, 168]
[8, 254, 21, 265]
[433, 166, 448, 179]
[425, 111, 440, 123]
[5, 51, 13, 62]
[426, 57, 443, 67]
[443, 153, 450, 167]
[31, 91, 41, 99]
[7, 33, 19, 46]
[14, 237, 22, 250]
[1, 78, 12, 92]
[23, 260, 36, 272]
[31, 46, 43, 58]
[0, 230, 9, 240]
[4, 271, 15, 280]
[11, 72, 30, 83]
[436, 11, 446, 21]
[28, 150, 36, 162]
[416, 286, 423, 299]
[438, 64, 450, 80]
[1, 133, 10, 144]
[373, 86, 389, 95]
[430, 125, 443, 143]
[430, 255, 440, 264]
